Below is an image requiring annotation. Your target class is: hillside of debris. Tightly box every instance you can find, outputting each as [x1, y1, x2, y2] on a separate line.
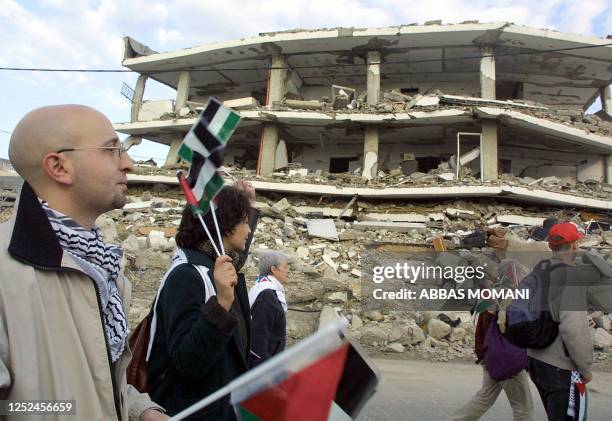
[1, 183, 611, 368]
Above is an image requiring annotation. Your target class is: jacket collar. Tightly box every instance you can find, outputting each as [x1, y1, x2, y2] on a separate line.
[181, 247, 214, 267]
[8, 182, 64, 269]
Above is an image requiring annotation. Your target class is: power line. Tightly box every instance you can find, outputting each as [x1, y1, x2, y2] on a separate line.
[0, 43, 610, 74]
[0, 129, 12, 135]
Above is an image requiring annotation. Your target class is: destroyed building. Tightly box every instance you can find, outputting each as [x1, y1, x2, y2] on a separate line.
[2, 22, 612, 365]
[0, 158, 14, 174]
[116, 21, 612, 211]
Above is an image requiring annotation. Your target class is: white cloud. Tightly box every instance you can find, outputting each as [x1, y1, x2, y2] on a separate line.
[157, 28, 183, 46]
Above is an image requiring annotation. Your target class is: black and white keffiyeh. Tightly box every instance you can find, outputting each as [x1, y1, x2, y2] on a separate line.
[41, 201, 128, 362]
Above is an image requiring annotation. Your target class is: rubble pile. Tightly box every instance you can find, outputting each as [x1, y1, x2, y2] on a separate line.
[130, 163, 612, 201]
[1, 185, 611, 365]
[273, 90, 612, 136]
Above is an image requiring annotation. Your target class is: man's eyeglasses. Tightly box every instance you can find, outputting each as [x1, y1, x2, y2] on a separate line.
[56, 142, 134, 159]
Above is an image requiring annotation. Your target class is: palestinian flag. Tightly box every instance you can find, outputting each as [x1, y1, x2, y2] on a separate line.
[168, 321, 379, 421]
[236, 344, 349, 421]
[178, 98, 241, 167]
[230, 322, 379, 421]
[177, 98, 241, 214]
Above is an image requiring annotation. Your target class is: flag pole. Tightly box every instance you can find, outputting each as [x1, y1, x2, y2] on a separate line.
[210, 202, 226, 255]
[177, 171, 222, 257]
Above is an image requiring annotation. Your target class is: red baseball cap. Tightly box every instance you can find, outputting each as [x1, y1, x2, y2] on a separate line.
[547, 222, 583, 246]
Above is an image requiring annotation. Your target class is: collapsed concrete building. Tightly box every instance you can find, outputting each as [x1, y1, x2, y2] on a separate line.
[0, 159, 14, 175]
[115, 22, 612, 210]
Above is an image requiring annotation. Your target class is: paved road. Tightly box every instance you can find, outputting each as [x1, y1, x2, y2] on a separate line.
[357, 358, 612, 421]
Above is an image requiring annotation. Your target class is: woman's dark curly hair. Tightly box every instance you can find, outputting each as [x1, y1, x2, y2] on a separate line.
[176, 186, 251, 250]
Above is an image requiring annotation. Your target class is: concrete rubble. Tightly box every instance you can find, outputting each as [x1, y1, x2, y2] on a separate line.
[1, 180, 611, 366]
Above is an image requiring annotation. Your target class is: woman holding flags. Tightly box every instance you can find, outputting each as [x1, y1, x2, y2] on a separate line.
[146, 184, 255, 420]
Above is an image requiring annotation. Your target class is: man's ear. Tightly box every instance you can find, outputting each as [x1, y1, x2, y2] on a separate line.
[41, 152, 74, 186]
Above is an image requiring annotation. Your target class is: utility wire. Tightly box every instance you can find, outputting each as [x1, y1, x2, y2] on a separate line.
[0, 43, 610, 74]
[0, 129, 12, 135]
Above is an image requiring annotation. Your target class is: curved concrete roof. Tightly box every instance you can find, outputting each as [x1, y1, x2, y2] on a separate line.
[124, 22, 612, 69]
[122, 22, 612, 108]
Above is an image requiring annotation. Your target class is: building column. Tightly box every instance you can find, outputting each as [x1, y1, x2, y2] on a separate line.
[367, 51, 381, 106]
[600, 85, 612, 117]
[481, 120, 498, 180]
[479, 46, 496, 100]
[257, 55, 288, 176]
[175, 71, 191, 114]
[130, 74, 148, 122]
[606, 155, 612, 185]
[163, 133, 184, 168]
[257, 124, 279, 176]
[363, 127, 379, 179]
[363, 51, 381, 179]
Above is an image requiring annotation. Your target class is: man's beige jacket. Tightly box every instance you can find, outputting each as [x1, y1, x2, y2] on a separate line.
[0, 182, 159, 420]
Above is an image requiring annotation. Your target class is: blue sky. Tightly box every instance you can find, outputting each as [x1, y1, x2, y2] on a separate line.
[1, 0, 610, 162]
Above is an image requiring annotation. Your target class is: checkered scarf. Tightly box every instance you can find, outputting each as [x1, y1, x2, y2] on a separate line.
[41, 201, 128, 362]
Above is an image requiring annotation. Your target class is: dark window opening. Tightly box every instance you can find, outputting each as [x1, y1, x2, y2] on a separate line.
[400, 87, 419, 95]
[416, 156, 441, 173]
[496, 81, 522, 101]
[500, 159, 512, 174]
[329, 157, 352, 173]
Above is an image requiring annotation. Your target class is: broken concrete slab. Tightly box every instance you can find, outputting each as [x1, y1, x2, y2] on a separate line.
[306, 219, 339, 241]
[285, 99, 324, 110]
[415, 96, 440, 107]
[222, 97, 259, 110]
[124, 201, 153, 210]
[322, 254, 338, 271]
[580, 234, 603, 248]
[272, 197, 292, 213]
[122, 235, 140, 254]
[445, 208, 477, 219]
[338, 229, 367, 241]
[288, 169, 308, 177]
[364, 213, 429, 223]
[293, 206, 353, 218]
[437, 173, 455, 181]
[295, 246, 309, 260]
[459, 147, 480, 166]
[147, 230, 167, 250]
[428, 213, 445, 221]
[318, 305, 341, 330]
[125, 177, 612, 211]
[352, 221, 427, 233]
[496, 215, 546, 226]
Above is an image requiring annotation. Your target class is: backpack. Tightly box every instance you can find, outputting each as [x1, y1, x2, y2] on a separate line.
[482, 313, 527, 381]
[127, 251, 216, 393]
[504, 259, 567, 349]
[127, 306, 157, 393]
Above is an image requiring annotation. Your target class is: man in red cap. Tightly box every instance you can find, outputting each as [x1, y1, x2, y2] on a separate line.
[527, 222, 612, 420]
[547, 222, 583, 253]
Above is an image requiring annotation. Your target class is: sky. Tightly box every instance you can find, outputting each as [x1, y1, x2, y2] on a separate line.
[1, 0, 611, 163]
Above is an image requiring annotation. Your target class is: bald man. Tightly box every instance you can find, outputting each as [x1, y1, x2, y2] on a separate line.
[0, 105, 167, 420]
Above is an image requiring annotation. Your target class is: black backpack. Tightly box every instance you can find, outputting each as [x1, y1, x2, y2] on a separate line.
[504, 260, 567, 349]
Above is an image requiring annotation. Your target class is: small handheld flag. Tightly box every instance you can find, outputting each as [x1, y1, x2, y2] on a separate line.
[175, 98, 242, 256]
